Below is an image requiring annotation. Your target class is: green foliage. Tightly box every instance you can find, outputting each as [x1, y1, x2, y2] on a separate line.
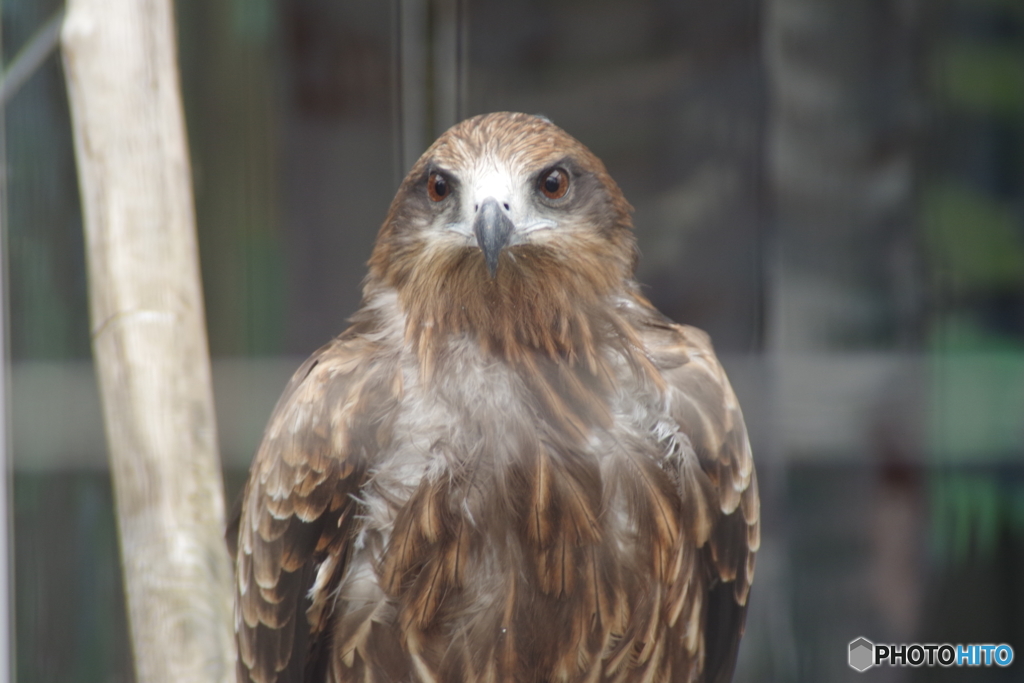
[931, 473, 1024, 566]
[931, 473, 1000, 563]
[922, 182, 1024, 291]
[935, 43, 1024, 118]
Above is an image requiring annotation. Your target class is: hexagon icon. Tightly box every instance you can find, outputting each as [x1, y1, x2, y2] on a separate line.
[849, 637, 874, 672]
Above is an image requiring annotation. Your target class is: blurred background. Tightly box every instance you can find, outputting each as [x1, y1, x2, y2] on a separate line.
[4, 0, 1024, 681]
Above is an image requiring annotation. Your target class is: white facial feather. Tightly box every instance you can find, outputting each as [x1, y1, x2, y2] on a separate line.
[467, 159, 514, 214]
[437, 153, 557, 243]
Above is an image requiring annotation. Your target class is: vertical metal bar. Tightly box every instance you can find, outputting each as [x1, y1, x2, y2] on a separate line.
[391, 0, 406, 187]
[0, 7, 12, 683]
[431, 0, 458, 136]
[396, 0, 468, 173]
[454, 0, 468, 122]
[395, 0, 468, 172]
[399, 0, 428, 173]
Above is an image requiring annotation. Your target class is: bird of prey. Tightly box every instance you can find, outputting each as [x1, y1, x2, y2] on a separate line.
[233, 112, 759, 683]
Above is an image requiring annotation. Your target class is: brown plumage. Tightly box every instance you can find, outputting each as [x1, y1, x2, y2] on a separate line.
[232, 112, 759, 683]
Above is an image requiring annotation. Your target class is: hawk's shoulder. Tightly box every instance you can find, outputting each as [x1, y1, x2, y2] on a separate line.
[633, 308, 760, 683]
[234, 333, 403, 683]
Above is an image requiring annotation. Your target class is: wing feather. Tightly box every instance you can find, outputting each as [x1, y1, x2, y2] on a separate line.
[637, 317, 760, 683]
[232, 335, 400, 683]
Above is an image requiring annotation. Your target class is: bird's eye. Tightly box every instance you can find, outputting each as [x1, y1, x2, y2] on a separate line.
[427, 172, 450, 202]
[539, 168, 569, 200]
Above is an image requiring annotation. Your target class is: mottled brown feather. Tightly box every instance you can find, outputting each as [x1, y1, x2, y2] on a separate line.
[232, 112, 757, 683]
[234, 336, 400, 683]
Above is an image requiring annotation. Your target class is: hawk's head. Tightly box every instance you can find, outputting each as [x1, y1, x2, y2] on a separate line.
[367, 112, 639, 363]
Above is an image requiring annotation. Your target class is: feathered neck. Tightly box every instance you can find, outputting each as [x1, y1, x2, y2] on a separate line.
[364, 237, 656, 436]
[391, 240, 630, 359]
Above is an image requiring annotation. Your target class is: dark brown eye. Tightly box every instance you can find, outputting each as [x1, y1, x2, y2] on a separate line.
[539, 168, 569, 199]
[427, 172, 450, 202]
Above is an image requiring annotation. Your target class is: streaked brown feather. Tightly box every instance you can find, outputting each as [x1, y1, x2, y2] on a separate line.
[232, 112, 757, 683]
[233, 336, 398, 683]
[639, 317, 760, 680]
[621, 456, 683, 582]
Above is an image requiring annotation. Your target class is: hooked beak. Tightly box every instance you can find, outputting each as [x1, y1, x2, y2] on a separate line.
[472, 198, 514, 278]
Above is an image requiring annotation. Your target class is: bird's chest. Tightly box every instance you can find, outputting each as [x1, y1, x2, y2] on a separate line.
[358, 339, 668, 555]
[331, 338, 697, 683]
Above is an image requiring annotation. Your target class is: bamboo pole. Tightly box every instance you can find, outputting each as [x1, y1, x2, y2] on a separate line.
[60, 2, 236, 682]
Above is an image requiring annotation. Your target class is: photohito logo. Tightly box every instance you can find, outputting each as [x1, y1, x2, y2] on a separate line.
[848, 637, 1014, 671]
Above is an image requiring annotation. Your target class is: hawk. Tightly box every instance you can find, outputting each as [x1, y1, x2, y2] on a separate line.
[233, 112, 759, 683]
